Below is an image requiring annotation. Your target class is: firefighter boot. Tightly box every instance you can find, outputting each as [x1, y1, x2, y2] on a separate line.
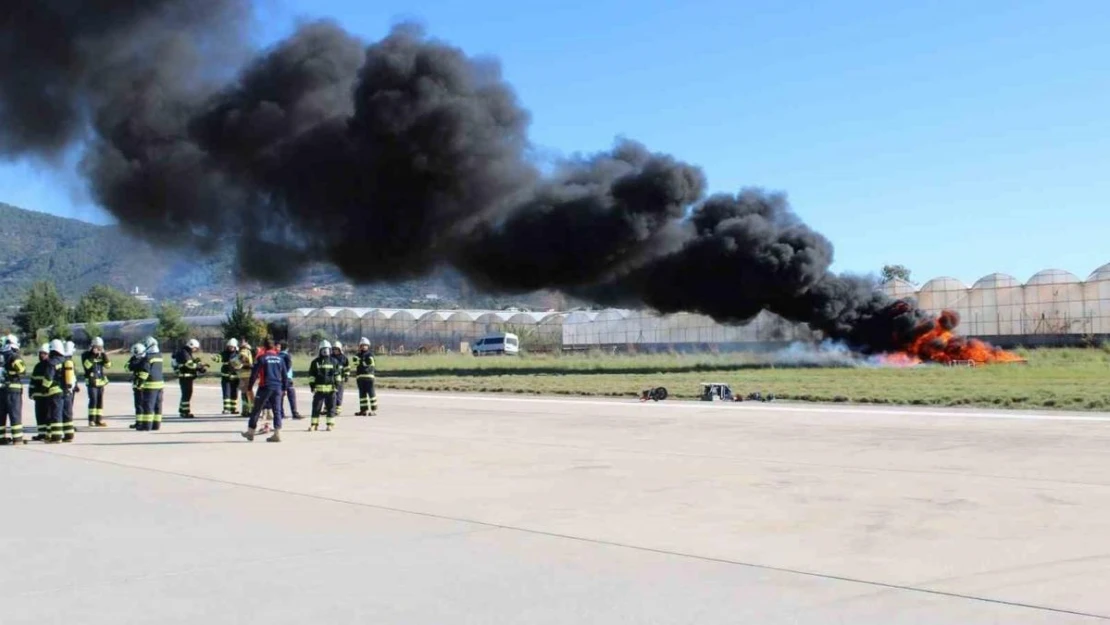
[241, 428, 256, 442]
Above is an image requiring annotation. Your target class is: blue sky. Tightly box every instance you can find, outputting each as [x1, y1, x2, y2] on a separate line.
[4, 0, 1108, 286]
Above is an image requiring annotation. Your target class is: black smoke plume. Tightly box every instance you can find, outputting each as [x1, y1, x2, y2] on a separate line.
[0, 1, 933, 354]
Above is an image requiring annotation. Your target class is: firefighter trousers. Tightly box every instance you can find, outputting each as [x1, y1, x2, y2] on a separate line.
[334, 380, 344, 414]
[248, 387, 283, 431]
[138, 389, 163, 431]
[61, 391, 75, 440]
[0, 390, 22, 443]
[35, 395, 63, 442]
[310, 391, 336, 429]
[87, 384, 105, 425]
[221, 377, 239, 413]
[179, 377, 194, 417]
[357, 377, 377, 414]
[239, 378, 254, 416]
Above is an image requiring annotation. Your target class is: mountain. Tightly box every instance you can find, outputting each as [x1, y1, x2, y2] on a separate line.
[0, 202, 563, 311]
[0, 202, 235, 302]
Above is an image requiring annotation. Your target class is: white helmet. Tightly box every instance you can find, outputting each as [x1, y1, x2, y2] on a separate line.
[359, 337, 370, 347]
[7, 335, 19, 350]
[131, 342, 146, 357]
[333, 341, 343, 350]
[318, 340, 331, 353]
[187, 338, 200, 350]
[143, 336, 159, 352]
[40, 343, 50, 355]
[226, 338, 239, 349]
[64, 341, 75, 357]
[48, 339, 64, 355]
[92, 337, 104, 348]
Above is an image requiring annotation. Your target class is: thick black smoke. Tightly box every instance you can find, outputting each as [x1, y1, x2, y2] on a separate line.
[0, 1, 931, 354]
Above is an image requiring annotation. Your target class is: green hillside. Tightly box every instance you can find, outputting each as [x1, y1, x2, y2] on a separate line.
[0, 202, 236, 302]
[0, 202, 563, 311]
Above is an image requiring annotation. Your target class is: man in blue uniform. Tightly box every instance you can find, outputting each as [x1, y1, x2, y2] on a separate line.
[241, 338, 287, 443]
[277, 341, 301, 420]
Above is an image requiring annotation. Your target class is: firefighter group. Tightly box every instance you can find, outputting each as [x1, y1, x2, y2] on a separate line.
[0, 334, 379, 445]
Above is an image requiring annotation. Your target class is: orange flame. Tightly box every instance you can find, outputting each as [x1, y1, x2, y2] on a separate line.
[880, 309, 1025, 366]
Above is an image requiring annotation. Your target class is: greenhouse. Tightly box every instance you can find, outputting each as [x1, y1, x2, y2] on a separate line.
[64, 262, 1110, 351]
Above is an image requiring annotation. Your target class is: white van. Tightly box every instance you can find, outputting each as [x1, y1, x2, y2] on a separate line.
[471, 332, 520, 356]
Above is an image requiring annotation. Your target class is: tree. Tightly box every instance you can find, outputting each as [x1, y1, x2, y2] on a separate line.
[881, 264, 913, 284]
[73, 284, 151, 322]
[14, 281, 68, 339]
[221, 294, 266, 346]
[84, 320, 104, 343]
[48, 316, 73, 342]
[156, 303, 191, 348]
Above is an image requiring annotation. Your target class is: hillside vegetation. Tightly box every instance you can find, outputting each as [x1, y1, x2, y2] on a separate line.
[0, 201, 564, 311]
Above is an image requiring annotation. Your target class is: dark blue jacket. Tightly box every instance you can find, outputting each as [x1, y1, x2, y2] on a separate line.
[279, 349, 294, 380]
[249, 351, 288, 391]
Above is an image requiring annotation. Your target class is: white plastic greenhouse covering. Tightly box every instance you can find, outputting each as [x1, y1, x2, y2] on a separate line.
[64, 262, 1110, 349]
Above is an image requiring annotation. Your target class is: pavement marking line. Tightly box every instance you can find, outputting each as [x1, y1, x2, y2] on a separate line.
[188, 384, 1110, 422]
[24, 446, 1110, 622]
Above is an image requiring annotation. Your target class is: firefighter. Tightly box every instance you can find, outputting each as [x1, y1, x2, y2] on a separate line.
[0, 335, 26, 445]
[173, 338, 205, 418]
[127, 342, 146, 429]
[277, 341, 302, 420]
[241, 338, 287, 443]
[30, 342, 64, 443]
[308, 340, 337, 432]
[81, 337, 111, 427]
[215, 338, 240, 414]
[61, 340, 78, 437]
[135, 337, 164, 431]
[331, 341, 349, 416]
[353, 337, 378, 416]
[236, 339, 254, 416]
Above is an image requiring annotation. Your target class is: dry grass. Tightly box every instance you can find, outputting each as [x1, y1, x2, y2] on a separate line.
[104, 346, 1110, 411]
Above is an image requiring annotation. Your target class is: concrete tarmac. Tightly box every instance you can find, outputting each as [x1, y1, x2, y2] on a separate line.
[2, 383, 1109, 623]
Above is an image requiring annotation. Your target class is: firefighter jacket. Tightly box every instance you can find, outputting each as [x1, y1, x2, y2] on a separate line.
[249, 350, 287, 391]
[81, 349, 111, 387]
[173, 347, 202, 379]
[2, 352, 26, 391]
[333, 352, 350, 381]
[217, 349, 239, 379]
[308, 355, 338, 393]
[236, 347, 254, 380]
[354, 351, 376, 379]
[137, 351, 165, 390]
[30, 357, 63, 399]
[127, 355, 144, 391]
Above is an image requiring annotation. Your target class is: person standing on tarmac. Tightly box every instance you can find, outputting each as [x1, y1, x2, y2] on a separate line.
[308, 340, 338, 432]
[353, 337, 378, 416]
[127, 342, 146, 429]
[277, 341, 302, 420]
[0, 335, 27, 445]
[173, 339, 205, 418]
[215, 338, 240, 414]
[236, 339, 255, 417]
[60, 340, 78, 437]
[81, 337, 111, 428]
[331, 341, 349, 416]
[241, 338, 287, 443]
[134, 337, 165, 431]
[31, 342, 64, 443]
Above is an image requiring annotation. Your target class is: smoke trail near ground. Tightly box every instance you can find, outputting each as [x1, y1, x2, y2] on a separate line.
[0, 1, 941, 355]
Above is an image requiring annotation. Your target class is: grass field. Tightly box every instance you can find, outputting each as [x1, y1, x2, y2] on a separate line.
[98, 346, 1110, 411]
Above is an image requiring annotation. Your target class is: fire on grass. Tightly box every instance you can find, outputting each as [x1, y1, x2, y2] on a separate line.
[878, 309, 1027, 367]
